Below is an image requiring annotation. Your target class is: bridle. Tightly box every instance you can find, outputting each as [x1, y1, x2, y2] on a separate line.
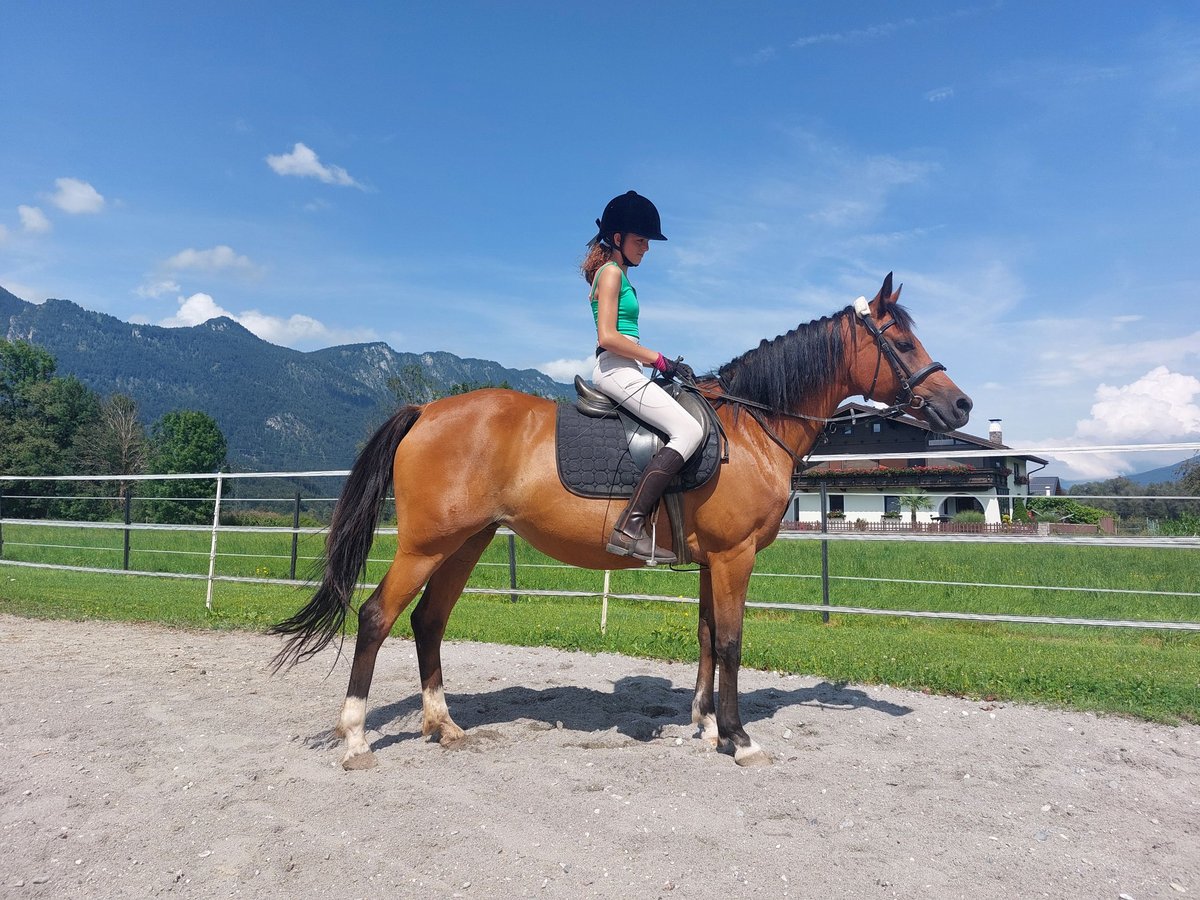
[683, 296, 948, 467]
[850, 296, 946, 419]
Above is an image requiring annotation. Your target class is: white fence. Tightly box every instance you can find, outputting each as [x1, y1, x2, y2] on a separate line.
[1, 442, 1199, 632]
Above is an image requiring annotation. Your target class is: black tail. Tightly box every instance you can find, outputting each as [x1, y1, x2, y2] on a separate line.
[269, 406, 423, 670]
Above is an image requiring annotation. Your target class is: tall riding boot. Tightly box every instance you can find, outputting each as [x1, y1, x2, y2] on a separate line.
[607, 447, 686, 564]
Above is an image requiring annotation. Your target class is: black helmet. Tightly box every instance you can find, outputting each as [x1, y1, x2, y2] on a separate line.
[591, 190, 668, 246]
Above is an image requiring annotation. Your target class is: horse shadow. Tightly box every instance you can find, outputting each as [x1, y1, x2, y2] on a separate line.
[362, 675, 912, 750]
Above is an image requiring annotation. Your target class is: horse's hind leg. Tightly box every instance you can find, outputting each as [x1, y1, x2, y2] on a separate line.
[410, 526, 499, 746]
[338, 551, 443, 769]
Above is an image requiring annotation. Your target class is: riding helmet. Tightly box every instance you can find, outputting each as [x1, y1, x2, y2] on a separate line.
[591, 190, 668, 245]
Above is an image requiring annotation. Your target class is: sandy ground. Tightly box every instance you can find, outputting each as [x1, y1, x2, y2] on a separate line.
[0, 614, 1197, 900]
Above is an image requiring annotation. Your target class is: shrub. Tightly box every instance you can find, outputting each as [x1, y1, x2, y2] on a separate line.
[953, 510, 986, 524]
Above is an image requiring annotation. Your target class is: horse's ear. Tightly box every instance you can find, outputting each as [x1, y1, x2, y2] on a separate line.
[894, 282, 903, 301]
[881, 272, 894, 300]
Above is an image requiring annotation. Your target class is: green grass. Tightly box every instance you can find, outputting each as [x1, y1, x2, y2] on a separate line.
[0, 523, 1196, 724]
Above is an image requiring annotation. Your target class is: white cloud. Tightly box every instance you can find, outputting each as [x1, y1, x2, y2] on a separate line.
[538, 357, 594, 383]
[1075, 366, 1200, 443]
[266, 142, 363, 188]
[135, 279, 181, 298]
[19, 205, 52, 233]
[1022, 367, 1200, 480]
[51, 177, 105, 214]
[164, 245, 256, 273]
[160, 292, 228, 327]
[1032, 326, 1200, 387]
[157, 292, 376, 348]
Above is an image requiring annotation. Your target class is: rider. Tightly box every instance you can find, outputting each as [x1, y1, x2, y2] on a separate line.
[583, 190, 703, 564]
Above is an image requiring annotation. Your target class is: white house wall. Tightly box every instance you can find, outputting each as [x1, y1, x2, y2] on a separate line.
[786, 489, 1005, 524]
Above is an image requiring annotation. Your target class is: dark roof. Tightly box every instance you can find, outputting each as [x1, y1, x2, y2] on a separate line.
[824, 402, 1048, 464]
[1028, 476, 1065, 496]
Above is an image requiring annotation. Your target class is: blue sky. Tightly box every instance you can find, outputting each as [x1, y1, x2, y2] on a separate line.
[2, 1, 1198, 479]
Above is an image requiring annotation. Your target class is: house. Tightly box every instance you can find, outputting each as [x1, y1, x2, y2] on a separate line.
[785, 404, 1047, 526]
[1028, 475, 1065, 497]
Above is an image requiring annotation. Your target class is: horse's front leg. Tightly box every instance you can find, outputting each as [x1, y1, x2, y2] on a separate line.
[709, 545, 771, 767]
[691, 567, 719, 746]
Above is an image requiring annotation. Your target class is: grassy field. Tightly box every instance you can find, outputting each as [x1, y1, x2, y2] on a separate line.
[0, 521, 1196, 724]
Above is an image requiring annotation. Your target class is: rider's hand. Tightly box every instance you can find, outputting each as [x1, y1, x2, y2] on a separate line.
[653, 354, 694, 383]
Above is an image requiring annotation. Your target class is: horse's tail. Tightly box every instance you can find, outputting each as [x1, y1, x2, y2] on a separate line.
[269, 405, 423, 671]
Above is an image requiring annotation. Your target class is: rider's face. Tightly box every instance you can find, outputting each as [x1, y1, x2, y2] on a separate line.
[617, 233, 650, 267]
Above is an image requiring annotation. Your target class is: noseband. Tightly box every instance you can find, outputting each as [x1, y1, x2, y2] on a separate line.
[852, 297, 946, 418]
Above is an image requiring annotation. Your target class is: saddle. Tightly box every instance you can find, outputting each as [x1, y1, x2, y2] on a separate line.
[557, 375, 723, 497]
[555, 377, 724, 564]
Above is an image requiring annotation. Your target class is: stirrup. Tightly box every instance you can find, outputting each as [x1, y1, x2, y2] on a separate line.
[606, 521, 676, 566]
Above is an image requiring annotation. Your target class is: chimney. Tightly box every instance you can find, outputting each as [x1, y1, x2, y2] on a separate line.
[988, 418, 1003, 444]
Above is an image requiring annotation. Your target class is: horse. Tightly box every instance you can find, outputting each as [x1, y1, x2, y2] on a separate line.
[272, 273, 972, 768]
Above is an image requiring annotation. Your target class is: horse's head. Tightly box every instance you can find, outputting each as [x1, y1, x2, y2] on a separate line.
[848, 273, 972, 432]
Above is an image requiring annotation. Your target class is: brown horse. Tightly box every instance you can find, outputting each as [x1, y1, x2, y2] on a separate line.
[272, 273, 971, 768]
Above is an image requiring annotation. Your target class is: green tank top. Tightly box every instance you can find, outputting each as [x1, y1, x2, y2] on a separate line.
[590, 262, 639, 340]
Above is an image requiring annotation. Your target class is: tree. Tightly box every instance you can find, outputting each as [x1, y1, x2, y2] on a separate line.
[142, 410, 228, 524]
[897, 489, 930, 525]
[447, 379, 512, 396]
[1180, 456, 1200, 496]
[387, 364, 439, 405]
[0, 340, 56, 409]
[72, 394, 149, 516]
[0, 340, 101, 517]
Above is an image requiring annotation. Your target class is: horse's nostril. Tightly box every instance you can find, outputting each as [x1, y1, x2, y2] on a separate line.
[957, 395, 974, 413]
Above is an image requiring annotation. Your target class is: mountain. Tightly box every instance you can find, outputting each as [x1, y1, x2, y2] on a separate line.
[1060, 458, 1194, 490]
[1122, 460, 1194, 486]
[0, 286, 572, 471]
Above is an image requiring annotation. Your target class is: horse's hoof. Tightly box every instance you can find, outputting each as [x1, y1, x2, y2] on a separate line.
[734, 746, 772, 767]
[436, 723, 467, 747]
[342, 750, 378, 771]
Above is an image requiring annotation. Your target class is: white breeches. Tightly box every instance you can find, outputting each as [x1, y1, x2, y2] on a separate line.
[592, 350, 704, 459]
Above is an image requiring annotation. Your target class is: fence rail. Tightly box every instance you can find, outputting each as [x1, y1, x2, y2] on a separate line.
[1, 458, 1198, 632]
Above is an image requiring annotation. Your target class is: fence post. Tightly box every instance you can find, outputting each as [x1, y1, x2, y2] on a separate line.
[123, 492, 132, 570]
[600, 569, 611, 634]
[507, 532, 519, 602]
[0, 488, 4, 559]
[205, 474, 224, 611]
[820, 482, 830, 623]
[289, 490, 301, 580]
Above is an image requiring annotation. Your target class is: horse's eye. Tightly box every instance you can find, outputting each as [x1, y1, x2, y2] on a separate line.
[895, 341, 914, 353]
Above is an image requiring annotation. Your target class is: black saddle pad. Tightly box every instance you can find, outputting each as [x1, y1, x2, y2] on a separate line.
[555, 403, 722, 499]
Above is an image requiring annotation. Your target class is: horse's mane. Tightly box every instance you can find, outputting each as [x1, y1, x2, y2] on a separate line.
[713, 299, 914, 411]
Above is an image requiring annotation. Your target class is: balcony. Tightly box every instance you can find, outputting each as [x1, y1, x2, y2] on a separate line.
[793, 466, 1003, 491]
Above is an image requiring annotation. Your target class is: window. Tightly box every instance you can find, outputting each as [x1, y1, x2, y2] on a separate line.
[884, 495, 901, 515]
[828, 494, 844, 514]
[872, 422, 881, 433]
